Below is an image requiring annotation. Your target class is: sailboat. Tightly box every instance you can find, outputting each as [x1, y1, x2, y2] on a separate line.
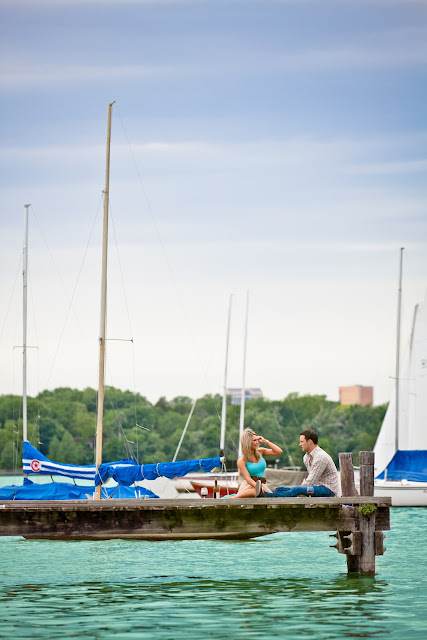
[0, 103, 223, 501]
[373, 249, 427, 506]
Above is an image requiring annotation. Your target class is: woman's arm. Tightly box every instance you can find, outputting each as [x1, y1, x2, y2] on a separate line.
[237, 456, 256, 487]
[258, 436, 283, 457]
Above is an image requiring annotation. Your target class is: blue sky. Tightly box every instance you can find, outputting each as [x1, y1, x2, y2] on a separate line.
[1, 0, 426, 406]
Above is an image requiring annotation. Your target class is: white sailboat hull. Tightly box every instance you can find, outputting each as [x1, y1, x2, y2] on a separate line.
[374, 481, 427, 506]
[373, 298, 427, 506]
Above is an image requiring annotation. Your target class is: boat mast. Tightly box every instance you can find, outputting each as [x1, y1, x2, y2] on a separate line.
[23, 204, 31, 443]
[220, 294, 233, 456]
[238, 291, 249, 457]
[395, 247, 404, 454]
[95, 101, 115, 499]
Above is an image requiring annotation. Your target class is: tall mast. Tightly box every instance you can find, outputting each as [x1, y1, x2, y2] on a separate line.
[220, 294, 233, 456]
[95, 101, 115, 499]
[23, 204, 31, 443]
[238, 291, 249, 457]
[395, 247, 404, 454]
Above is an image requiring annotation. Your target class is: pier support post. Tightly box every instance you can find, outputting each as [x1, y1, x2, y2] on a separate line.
[339, 452, 356, 497]
[338, 452, 359, 572]
[336, 451, 380, 574]
[358, 451, 376, 575]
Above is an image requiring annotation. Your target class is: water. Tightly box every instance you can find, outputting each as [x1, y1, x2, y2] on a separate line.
[0, 509, 426, 639]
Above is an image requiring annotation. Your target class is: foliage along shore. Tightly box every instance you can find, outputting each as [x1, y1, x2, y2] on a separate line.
[0, 387, 387, 472]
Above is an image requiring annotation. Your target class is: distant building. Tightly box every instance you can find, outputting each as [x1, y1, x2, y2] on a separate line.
[339, 385, 373, 407]
[227, 388, 263, 405]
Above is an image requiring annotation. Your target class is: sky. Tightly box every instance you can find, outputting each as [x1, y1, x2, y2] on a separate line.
[0, 0, 426, 407]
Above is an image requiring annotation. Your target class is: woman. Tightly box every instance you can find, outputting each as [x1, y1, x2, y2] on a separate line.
[230, 428, 283, 498]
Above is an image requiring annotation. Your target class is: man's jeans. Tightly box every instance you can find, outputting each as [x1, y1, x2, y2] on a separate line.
[267, 485, 334, 498]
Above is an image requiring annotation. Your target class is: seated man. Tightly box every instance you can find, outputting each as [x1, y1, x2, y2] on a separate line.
[257, 429, 340, 498]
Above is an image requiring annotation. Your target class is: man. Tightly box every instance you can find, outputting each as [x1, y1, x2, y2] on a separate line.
[257, 429, 340, 498]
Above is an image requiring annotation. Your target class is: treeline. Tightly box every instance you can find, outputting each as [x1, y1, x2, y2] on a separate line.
[0, 387, 387, 472]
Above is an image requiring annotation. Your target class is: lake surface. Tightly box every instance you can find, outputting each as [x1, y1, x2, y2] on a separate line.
[0, 508, 426, 639]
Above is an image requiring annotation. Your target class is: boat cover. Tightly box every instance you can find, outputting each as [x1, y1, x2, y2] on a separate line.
[23, 441, 97, 480]
[96, 456, 223, 486]
[0, 477, 158, 500]
[375, 449, 427, 482]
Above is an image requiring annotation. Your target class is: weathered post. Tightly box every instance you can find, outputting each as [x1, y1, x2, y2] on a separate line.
[337, 452, 360, 572]
[359, 451, 375, 497]
[339, 452, 356, 497]
[358, 451, 376, 575]
[332, 451, 386, 575]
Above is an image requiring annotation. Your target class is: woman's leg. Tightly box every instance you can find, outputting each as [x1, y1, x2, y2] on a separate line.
[231, 479, 256, 498]
[231, 486, 256, 498]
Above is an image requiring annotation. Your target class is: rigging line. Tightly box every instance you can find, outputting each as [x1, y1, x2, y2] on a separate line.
[115, 104, 221, 405]
[131, 347, 139, 461]
[114, 404, 136, 461]
[10, 295, 22, 473]
[109, 202, 134, 340]
[44, 195, 104, 390]
[107, 391, 135, 461]
[27, 271, 40, 359]
[0, 255, 22, 345]
[271, 409, 294, 468]
[286, 395, 300, 429]
[105, 199, 140, 461]
[31, 206, 78, 315]
[115, 104, 178, 280]
[104, 362, 138, 461]
[224, 426, 239, 456]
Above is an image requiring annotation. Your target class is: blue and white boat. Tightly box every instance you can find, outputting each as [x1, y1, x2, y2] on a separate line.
[374, 250, 427, 506]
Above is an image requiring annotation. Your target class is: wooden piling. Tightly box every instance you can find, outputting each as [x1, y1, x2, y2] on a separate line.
[339, 452, 356, 496]
[335, 451, 379, 575]
[338, 452, 359, 572]
[359, 451, 375, 497]
[358, 451, 376, 575]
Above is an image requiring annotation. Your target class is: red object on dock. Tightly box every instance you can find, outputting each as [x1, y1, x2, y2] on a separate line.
[190, 480, 238, 498]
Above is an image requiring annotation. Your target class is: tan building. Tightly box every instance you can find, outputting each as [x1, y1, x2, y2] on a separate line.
[339, 385, 373, 407]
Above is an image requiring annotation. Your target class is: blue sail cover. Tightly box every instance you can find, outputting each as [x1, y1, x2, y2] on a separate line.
[376, 450, 427, 482]
[97, 456, 223, 486]
[3, 442, 159, 499]
[22, 441, 137, 484]
[23, 441, 97, 480]
[0, 478, 157, 500]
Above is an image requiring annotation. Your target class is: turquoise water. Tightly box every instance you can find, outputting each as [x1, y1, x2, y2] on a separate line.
[0, 509, 426, 639]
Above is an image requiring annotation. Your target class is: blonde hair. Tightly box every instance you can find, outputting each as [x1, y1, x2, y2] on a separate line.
[240, 428, 260, 462]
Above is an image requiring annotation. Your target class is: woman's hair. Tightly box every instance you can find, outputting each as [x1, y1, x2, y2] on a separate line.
[240, 428, 260, 462]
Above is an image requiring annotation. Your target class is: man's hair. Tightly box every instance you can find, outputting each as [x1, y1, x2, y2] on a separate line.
[300, 429, 318, 445]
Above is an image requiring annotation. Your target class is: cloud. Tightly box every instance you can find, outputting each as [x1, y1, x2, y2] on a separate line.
[2, 19, 427, 91]
[0, 64, 173, 90]
[342, 159, 427, 176]
[1, 0, 199, 5]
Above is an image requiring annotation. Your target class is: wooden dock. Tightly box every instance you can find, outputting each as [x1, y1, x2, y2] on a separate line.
[0, 451, 390, 575]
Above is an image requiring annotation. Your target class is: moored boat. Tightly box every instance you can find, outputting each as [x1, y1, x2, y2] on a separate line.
[373, 249, 427, 506]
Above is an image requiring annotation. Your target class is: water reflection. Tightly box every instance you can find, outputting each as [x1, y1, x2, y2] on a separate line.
[1, 510, 425, 639]
[0, 575, 391, 639]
